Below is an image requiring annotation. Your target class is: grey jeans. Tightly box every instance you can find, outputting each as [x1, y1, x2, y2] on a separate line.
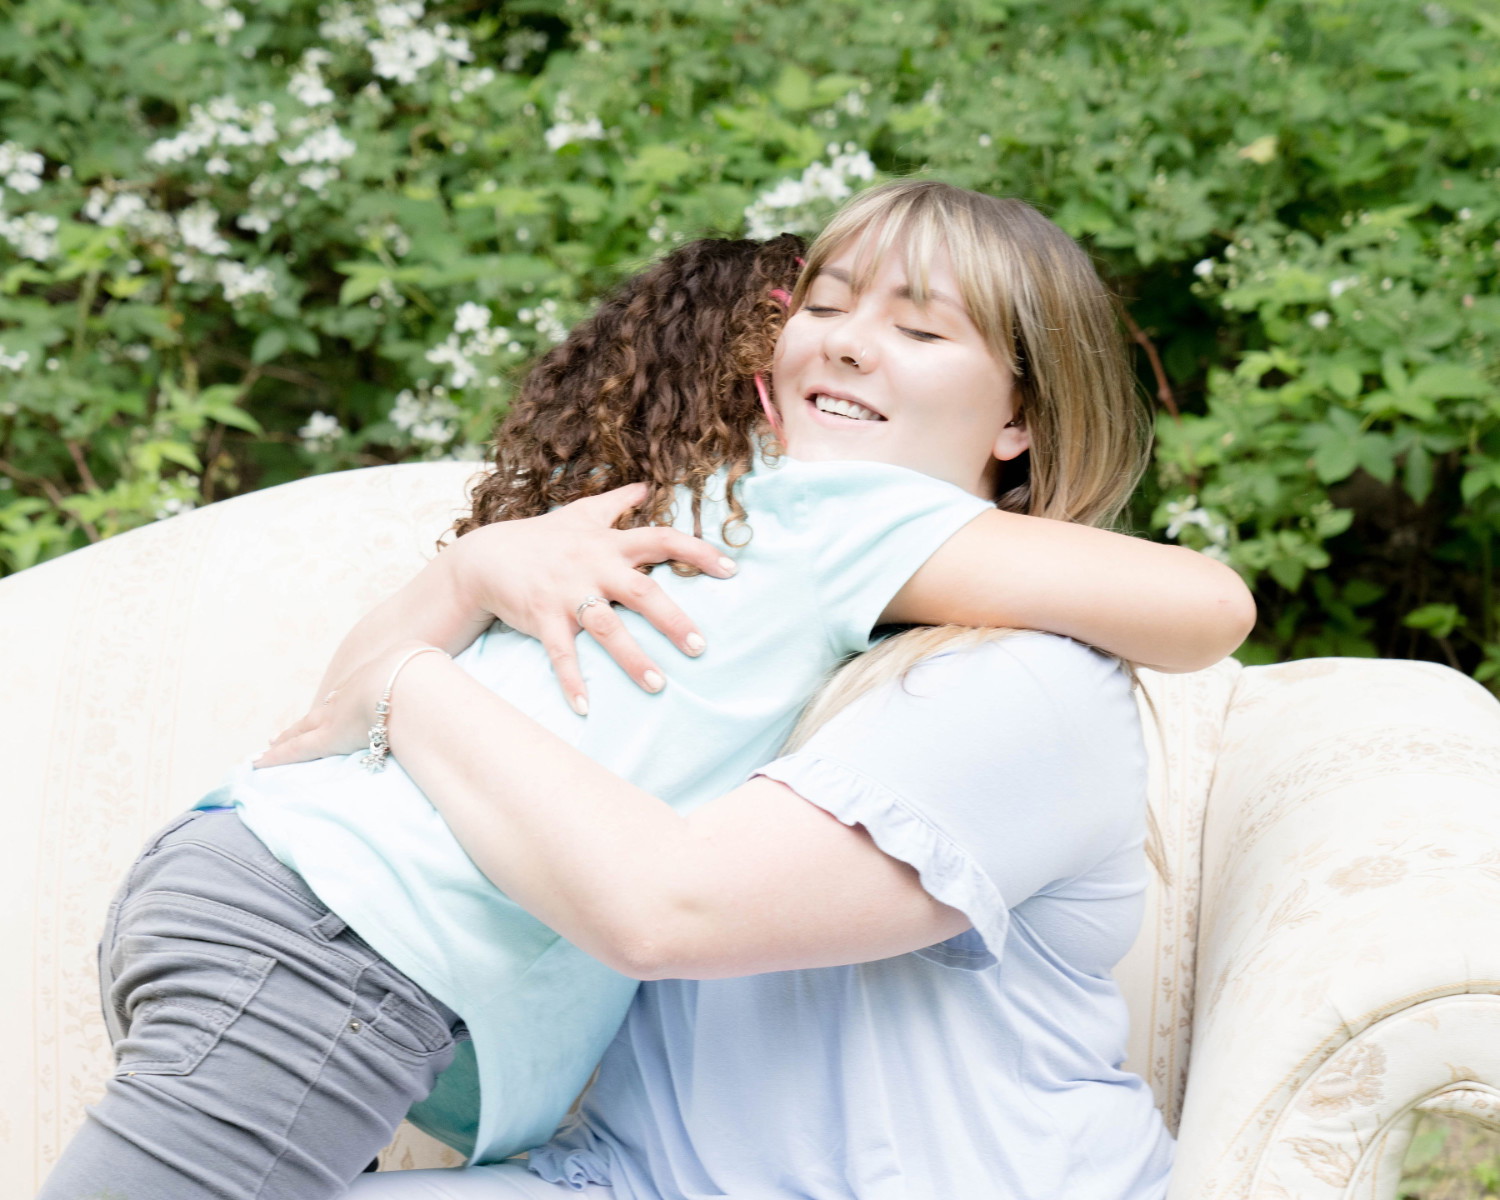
[38, 809, 467, 1200]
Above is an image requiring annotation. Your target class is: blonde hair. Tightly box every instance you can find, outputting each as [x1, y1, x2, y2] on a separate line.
[785, 181, 1167, 879]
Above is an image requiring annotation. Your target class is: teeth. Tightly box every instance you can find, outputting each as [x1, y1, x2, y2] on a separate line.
[813, 394, 883, 422]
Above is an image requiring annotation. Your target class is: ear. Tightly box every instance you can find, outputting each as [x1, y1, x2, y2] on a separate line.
[992, 413, 1030, 463]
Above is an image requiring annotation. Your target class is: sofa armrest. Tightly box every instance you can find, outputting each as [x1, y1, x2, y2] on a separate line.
[1166, 659, 1500, 1200]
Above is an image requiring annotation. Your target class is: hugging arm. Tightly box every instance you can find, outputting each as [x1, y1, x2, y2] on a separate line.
[882, 508, 1255, 673]
[302, 642, 968, 978]
[264, 635, 1120, 980]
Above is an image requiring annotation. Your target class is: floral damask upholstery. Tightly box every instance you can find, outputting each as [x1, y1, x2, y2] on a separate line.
[5, 463, 1499, 1198]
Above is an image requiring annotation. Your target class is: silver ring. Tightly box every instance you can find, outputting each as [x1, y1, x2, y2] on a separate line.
[575, 595, 608, 625]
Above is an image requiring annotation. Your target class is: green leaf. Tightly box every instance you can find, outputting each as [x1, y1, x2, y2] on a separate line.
[1403, 603, 1464, 639]
[252, 328, 288, 364]
[1328, 363, 1362, 400]
[773, 65, 815, 112]
[624, 144, 701, 185]
[1269, 557, 1306, 592]
[1312, 437, 1359, 484]
[1404, 443, 1433, 504]
[1410, 363, 1490, 400]
[1461, 465, 1497, 504]
[1357, 434, 1395, 484]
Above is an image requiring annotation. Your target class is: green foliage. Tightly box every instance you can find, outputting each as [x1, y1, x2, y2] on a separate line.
[0, 0, 1496, 686]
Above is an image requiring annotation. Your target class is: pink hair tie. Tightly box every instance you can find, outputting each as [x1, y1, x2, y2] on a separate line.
[753, 372, 782, 433]
[769, 287, 791, 308]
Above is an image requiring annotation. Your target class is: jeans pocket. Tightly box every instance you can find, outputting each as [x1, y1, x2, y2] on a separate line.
[110, 933, 275, 1076]
[362, 988, 456, 1059]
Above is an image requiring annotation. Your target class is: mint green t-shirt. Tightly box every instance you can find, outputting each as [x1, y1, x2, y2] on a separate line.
[217, 455, 992, 1164]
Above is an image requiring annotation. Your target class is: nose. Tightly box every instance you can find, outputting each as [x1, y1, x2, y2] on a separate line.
[821, 313, 874, 372]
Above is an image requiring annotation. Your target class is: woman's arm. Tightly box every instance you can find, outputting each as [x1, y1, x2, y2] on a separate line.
[880, 509, 1255, 673]
[308, 485, 735, 713]
[259, 642, 966, 979]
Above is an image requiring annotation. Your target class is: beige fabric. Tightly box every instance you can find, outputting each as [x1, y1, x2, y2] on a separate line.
[5, 463, 1500, 1198]
[1165, 658, 1500, 1199]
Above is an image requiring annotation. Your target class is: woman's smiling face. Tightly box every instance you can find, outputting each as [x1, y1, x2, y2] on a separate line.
[770, 238, 1029, 499]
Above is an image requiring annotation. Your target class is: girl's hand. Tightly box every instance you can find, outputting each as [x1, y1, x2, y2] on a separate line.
[450, 483, 737, 715]
[254, 642, 436, 768]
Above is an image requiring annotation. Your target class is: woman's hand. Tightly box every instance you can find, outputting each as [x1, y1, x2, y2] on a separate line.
[449, 483, 737, 714]
[255, 642, 437, 768]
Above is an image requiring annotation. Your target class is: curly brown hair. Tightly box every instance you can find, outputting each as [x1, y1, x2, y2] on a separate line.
[453, 234, 807, 562]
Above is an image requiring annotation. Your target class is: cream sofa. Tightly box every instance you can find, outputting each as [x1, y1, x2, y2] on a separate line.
[5, 463, 1499, 1199]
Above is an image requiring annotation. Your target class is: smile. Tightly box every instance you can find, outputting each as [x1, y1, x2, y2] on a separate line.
[809, 393, 886, 423]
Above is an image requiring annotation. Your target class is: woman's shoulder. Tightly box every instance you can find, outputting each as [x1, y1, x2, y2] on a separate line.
[906, 632, 1136, 724]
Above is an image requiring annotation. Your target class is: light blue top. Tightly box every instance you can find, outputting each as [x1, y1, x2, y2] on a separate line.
[527, 635, 1173, 1200]
[211, 455, 993, 1165]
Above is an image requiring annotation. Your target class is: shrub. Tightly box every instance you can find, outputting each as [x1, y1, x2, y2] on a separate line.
[0, 0, 1495, 685]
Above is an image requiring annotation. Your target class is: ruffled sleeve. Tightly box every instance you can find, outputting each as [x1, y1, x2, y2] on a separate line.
[752, 634, 1148, 972]
[755, 752, 1008, 970]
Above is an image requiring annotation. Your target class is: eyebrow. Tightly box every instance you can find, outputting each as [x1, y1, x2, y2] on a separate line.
[816, 265, 965, 313]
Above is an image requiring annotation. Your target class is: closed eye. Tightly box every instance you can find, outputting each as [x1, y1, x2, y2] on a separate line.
[803, 305, 844, 316]
[900, 327, 945, 342]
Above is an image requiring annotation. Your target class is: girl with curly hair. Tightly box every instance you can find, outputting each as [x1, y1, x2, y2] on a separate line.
[40, 182, 1249, 1200]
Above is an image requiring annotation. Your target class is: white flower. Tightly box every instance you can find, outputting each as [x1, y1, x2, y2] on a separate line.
[454, 302, 490, 333]
[146, 96, 277, 165]
[837, 89, 868, 117]
[0, 142, 45, 195]
[369, 15, 472, 86]
[374, 0, 423, 30]
[1328, 275, 1359, 299]
[0, 211, 59, 261]
[1193, 258, 1215, 278]
[178, 202, 231, 255]
[236, 208, 274, 234]
[391, 388, 424, 430]
[1458, 207, 1473, 221]
[425, 334, 479, 388]
[318, 1, 366, 42]
[215, 260, 276, 302]
[281, 125, 356, 165]
[299, 411, 343, 450]
[391, 387, 459, 448]
[545, 115, 605, 152]
[0, 344, 30, 372]
[205, 155, 232, 176]
[1163, 495, 1232, 550]
[297, 165, 341, 193]
[744, 147, 877, 239]
[1308, 310, 1332, 330]
[517, 298, 566, 344]
[289, 51, 337, 107]
[153, 494, 198, 521]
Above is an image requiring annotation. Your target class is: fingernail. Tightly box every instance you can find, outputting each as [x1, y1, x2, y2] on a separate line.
[684, 633, 706, 655]
[643, 670, 665, 693]
[718, 557, 737, 576]
[571, 694, 589, 717]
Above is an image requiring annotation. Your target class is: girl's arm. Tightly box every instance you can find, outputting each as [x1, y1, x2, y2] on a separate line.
[258, 642, 966, 979]
[880, 509, 1255, 673]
